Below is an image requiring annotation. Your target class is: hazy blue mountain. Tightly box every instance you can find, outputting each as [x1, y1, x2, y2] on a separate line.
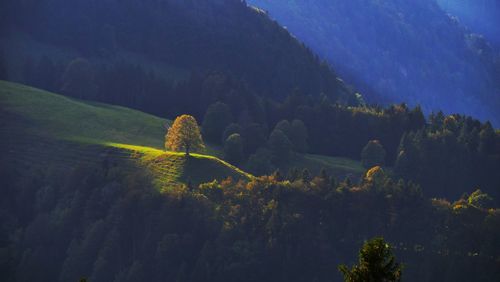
[437, 0, 500, 46]
[248, 0, 500, 125]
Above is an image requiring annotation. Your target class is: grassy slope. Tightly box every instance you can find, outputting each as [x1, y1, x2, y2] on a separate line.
[0, 80, 364, 186]
[0, 81, 249, 188]
[0, 80, 167, 147]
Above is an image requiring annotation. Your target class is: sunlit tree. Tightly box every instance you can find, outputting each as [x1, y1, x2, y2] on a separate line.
[364, 166, 388, 187]
[467, 189, 493, 209]
[165, 115, 205, 155]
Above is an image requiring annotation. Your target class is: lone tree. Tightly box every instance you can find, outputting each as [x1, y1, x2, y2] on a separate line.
[361, 140, 387, 168]
[338, 237, 402, 282]
[165, 115, 205, 156]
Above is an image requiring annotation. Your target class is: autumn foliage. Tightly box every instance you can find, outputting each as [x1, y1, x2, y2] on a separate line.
[165, 115, 205, 155]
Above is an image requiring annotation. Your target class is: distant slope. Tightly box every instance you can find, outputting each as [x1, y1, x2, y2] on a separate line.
[437, 0, 500, 46]
[0, 81, 251, 188]
[248, 0, 500, 125]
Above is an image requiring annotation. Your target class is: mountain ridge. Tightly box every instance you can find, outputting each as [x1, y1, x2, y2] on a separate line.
[248, 0, 500, 125]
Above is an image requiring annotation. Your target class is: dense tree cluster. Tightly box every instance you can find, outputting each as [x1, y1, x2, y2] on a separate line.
[1, 158, 499, 282]
[10, 52, 500, 202]
[395, 113, 500, 201]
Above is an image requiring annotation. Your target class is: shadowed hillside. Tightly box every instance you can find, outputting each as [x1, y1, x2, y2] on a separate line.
[248, 0, 500, 125]
[0, 0, 357, 119]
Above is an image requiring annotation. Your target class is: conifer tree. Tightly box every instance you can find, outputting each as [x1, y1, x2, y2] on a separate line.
[339, 237, 402, 282]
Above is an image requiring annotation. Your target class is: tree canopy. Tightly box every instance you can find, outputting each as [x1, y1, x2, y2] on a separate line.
[202, 102, 233, 144]
[165, 115, 205, 155]
[339, 237, 403, 282]
[361, 140, 387, 169]
[268, 128, 293, 163]
[224, 133, 244, 165]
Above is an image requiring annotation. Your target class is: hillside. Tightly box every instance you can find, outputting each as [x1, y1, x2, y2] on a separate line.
[0, 0, 357, 119]
[0, 81, 364, 187]
[1, 83, 498, 281]
[248, 0, 500, 125]
[437, 0, 500, 46]
[0, 81, 251, 188]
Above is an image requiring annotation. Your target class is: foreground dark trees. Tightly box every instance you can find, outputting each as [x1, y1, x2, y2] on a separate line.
[2, 159, 499, 282]
[339, 238, 402, 282]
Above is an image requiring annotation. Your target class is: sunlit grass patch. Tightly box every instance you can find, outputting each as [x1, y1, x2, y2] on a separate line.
[0, 81, 250, 190]
[105, 142, 253, 188]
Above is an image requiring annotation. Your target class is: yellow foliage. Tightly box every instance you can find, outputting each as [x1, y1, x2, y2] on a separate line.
[165, 114, 205, 155]
[452, 203, 468, 212]
[365, 166, 385, 181]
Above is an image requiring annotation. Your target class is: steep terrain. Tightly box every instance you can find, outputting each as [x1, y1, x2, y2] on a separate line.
[437, 0, 500, 46]
[0, 0, 356, 116]
[248, 0, 500, 125]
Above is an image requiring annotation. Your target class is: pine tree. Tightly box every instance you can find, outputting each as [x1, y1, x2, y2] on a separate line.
[339, 237, 402, 282]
